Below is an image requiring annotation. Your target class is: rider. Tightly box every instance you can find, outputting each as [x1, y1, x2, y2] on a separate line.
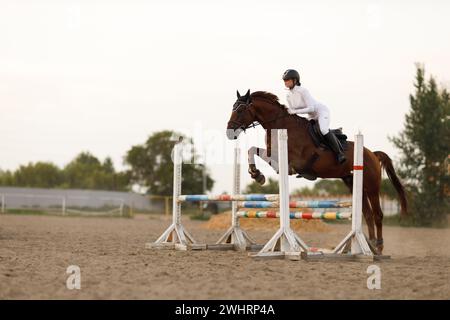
[282, 69, 346, 164]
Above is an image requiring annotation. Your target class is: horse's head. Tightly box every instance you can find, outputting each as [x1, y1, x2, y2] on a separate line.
[226, 89, 257, 140]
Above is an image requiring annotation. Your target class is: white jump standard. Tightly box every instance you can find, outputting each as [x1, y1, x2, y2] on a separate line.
[332, 133, 373, 255]
[301, 133, 378, 261]
[146, 142, 206, 251]
[251, 129, 309, 259]
[213, 142, 257, 251]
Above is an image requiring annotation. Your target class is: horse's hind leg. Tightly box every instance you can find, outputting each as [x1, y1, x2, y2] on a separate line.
[362, 194, 376, 247]
[367, 191, 384, 254]
[248, 146, 278, 185]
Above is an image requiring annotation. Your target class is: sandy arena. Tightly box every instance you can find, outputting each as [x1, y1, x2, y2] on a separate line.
[0, 213, 449, 300]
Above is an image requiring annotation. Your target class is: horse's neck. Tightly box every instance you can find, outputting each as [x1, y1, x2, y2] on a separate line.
[259, 106, 309, 133]
[257, 106, 310, 154]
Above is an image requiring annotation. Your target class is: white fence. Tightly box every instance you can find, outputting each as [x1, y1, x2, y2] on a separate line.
[0, 187, 154, 216]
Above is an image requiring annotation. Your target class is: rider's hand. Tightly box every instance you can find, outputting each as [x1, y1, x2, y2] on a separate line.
[287, 108, 297, 115]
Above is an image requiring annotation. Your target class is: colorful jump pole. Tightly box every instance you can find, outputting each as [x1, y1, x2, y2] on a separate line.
[178, 194, 279, 202]
[237, 211, 351, 220]
[238, 200, 352, 209]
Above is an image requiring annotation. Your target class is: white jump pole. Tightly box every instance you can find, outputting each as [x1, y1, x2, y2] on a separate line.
[216, 140, 256, 250]
[147, 141, 202, 250]
[332, 132, 373, 256]
[253, 129, 309, 259]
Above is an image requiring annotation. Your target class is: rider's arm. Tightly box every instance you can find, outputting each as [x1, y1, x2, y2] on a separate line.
[290, 88, 316, 114]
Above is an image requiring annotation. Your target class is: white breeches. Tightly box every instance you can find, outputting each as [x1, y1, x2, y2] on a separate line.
[317, 112, 330, 135]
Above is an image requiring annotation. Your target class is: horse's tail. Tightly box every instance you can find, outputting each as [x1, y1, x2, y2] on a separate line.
[373, 151, 408, 216]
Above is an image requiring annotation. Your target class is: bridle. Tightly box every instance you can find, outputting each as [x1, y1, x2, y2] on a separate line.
[228, 99, 290, 132]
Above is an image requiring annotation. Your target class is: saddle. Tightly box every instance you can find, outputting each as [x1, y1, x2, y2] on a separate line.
[307, 119, 349, 151]
[293, 119, 349, 181]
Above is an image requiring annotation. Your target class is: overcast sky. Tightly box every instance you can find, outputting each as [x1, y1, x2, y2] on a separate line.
[1, 0, 449, 193]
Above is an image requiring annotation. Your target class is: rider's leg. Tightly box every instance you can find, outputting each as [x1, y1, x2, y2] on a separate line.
[318, 112, 330, 136]
[320, 113, 347, 164]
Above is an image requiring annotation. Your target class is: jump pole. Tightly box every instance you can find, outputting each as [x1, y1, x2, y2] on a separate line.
[146, 141, 205, 251]
[252, 129, 309, 260]
[214, 140, 257, 250]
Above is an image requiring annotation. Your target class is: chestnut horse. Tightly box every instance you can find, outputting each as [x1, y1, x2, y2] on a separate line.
[226, 89, 408, 254]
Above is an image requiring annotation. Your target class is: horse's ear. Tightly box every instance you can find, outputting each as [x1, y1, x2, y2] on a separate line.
[236, 90, 241, 99]
[245, 89, 251, 102]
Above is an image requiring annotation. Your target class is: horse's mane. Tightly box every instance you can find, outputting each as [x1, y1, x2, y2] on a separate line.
[250, 90, 309, 124]
[250, 91, 286, 108]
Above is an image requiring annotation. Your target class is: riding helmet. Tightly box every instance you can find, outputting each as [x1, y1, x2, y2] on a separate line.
[282, 69, 300, 85]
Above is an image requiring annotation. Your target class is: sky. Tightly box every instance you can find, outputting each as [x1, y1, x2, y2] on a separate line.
[1, 0, 449, 194]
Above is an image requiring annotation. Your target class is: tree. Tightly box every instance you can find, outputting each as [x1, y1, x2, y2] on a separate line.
[0, 169, 15, 186]
[12, 162, 63, 188]
[62, 152, 129, 190]
[124, 130, 214, 195]
[389, 65, 450, 226]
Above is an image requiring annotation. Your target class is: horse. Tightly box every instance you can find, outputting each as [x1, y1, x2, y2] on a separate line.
[226, 89, 408, 254]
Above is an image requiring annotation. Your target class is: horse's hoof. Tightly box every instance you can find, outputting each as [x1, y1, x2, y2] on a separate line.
[255, 174, 266, 185]
[376, 239, 384, 255]
[376, 246, 384, 255]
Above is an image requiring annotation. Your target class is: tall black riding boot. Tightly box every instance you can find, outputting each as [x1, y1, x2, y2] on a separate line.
[324, 131, 346, 164]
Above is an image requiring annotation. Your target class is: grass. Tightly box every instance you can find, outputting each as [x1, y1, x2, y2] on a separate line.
[4, 208, 51, 215]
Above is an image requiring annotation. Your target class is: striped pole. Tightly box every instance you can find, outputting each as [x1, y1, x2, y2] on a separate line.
[178, 194, 279, 202]
[238, 200, 352, 209]
[237, 211, 351, 220]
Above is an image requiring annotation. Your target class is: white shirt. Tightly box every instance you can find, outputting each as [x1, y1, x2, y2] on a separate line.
[286, 85, 329, 120]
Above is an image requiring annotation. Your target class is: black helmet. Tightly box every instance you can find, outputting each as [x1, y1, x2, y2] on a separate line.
[282, 69, 300, 85]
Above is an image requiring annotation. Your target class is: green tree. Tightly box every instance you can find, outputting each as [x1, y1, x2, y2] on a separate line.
[380, 178, 399, 199]
[63, 152, 129, 190]
[124, 130, 214, 195]
[389, 65, 449, 226]
[12, 162, 63, 188]
[0, 169, 15, 186]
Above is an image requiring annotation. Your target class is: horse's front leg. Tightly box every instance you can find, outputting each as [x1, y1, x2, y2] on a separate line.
[247, 146, 279, 185]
